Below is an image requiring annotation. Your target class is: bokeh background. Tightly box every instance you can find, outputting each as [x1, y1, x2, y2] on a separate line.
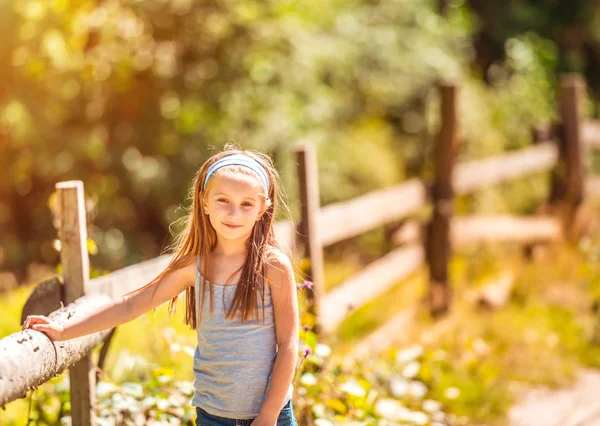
[4, 1, 600, 425]
[3, 0, 600, 282]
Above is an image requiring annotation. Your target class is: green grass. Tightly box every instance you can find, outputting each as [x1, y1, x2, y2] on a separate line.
[320, 241, 600, 425]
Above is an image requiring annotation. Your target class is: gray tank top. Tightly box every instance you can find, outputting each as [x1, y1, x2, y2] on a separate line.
[191, 258, 293, 418]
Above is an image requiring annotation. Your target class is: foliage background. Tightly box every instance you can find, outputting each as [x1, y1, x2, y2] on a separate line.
[3, 0, 598, 282]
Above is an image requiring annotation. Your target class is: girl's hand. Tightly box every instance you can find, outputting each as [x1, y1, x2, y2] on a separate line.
[22, 315, 65, 341]
[250, 413, 277, 426]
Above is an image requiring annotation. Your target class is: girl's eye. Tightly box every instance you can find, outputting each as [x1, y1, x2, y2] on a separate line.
[216, 198, 252, 206]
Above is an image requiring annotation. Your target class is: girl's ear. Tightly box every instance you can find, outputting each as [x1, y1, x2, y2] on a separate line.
[259, 199, 269, 216]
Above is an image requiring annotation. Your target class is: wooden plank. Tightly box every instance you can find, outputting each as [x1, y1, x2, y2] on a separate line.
[318, 178, 427, 246]
[295, 144, 325, 331]
[55, 181, 95, 426]
[583, 121, 600, 148]
[392, 215, 561, 246]
[452, 215, 562, 246]
[320, 244, 424, 333]
[1, 294, 113, 408]
[391, 221, 422, 246]
[426, 81, 458, 316]
[454, 143, 558, 195]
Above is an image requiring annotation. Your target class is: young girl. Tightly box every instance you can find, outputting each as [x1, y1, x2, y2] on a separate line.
[22, 145, 300, 426]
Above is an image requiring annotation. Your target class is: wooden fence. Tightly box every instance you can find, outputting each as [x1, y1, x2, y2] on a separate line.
[2, 73, 600, 425]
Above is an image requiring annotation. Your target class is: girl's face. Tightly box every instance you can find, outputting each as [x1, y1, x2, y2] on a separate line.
[203, 173, 265, 242]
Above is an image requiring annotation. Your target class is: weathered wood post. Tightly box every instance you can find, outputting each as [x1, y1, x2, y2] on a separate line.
[549, 74, 587, 240]
[295, 144, 325, 334]
[425, 81, 459, 317]
[56, 181, 95, 426]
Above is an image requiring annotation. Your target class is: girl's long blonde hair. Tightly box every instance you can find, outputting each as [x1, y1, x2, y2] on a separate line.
[120, 143, 285, 329]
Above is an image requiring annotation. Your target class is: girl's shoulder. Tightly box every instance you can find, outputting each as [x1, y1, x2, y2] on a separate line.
[264, 246, 291, 268]
[179, 253, 201, 278]
[263, 247, 293, 289]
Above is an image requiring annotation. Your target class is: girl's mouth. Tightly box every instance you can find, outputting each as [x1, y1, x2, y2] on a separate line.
[223, 223, 243, 229]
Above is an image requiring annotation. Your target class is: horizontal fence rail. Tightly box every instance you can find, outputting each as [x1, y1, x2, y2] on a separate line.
[454, 143, 559, 195]
[0, 294, 112, 408]
[320, 244, 424, 333]
[318, 179, 428, 246]
[451, 215, 562, 245]
[392, 215, 562, 247]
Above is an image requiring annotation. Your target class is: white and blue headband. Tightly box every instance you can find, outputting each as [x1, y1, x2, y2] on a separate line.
[203, 153, 270, 194]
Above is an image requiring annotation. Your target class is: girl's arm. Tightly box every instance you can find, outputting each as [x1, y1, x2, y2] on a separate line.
[24, 259, 196, 341]
[257, 252, 299, 422]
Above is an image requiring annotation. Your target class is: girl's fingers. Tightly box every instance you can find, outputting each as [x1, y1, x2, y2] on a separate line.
[23, 316, 49, 330]
[30, 315, 47, 322]
[29, 316, 48, 324]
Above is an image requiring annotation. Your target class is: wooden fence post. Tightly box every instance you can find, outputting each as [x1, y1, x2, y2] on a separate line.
[425, 81, 459, 317]
[549, 74, 587, 239]
[295, 144, 325, 334]
[56, 181, 95, 426]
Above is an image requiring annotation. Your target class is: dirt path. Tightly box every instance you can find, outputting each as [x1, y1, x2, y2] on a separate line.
[509, 368, 600, 426]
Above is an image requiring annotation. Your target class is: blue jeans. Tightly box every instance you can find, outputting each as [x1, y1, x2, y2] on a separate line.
[195, 399, 297, 426]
